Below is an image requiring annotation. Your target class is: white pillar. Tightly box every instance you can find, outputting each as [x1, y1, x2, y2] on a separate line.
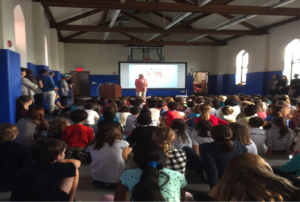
[32, 2, 45, 65]
[49, 28, 59, 70]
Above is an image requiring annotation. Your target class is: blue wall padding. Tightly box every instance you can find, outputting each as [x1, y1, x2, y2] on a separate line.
[0, 50, 22, 124]
[187, 75, 193, 96]
[27, 63, 38, 75]
[36, 65, 49, 75]
[90, 75, 192, 97]
[52, 71, 61, 86]
[208, 71, 283, 96]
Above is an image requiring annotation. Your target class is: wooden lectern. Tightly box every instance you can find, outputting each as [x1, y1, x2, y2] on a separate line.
[99, 84, 122, 99]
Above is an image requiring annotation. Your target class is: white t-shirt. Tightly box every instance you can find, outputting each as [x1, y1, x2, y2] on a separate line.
[249, 128, 268, 154]
[116, 112, 131, 127]
[149, 108, 161, 123]
[173, 130, 192, 149]
[267, 129, 293, 151]
[210, 108, 216, 116]
[83, 110, 99, 124]
[246, 140, 258, 154]
[125, 115, 138, 132]
[86, 140, 129, 183]
[190, 130, 213, 146]
[217, 106, 240, 118]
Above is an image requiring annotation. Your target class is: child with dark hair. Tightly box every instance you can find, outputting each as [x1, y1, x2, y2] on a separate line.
[170, 119, 192, 149]
[114, 143, 187, 202]
[107, 98, 114, 105]
[186, 105, 200, 128]
[237, 105, 258, 128]
[148, 99, 160, 123]
[219, 106, 235, 123]
[165, 102, 182, 127]
[156, 100, 166, 115]
[124, 107, 140, 132]
[290, 98, 298, 112]
[200, 125, 248, 188]
[15, 95, 33, 122]
[83, 102, 99, 127]
[265, 105, 284, 129]
[266, 117, 293, 156]
[62, 110, 94, 150]
[99, 97, 107, 106]
[191, 120, 213, 156]
[0, 124, 33, 192]
[11, 139, 80, 201]
[86, 124, 132, 189]
[116, 106, 130, 127]
[127, 113, 157, 151]
[70, 98, 85, 112]
[98, 109, 121, 128]
[185, 101, 195, 115]
[248, 117, 267, 154]
[139, 109, 159, 126]
[49, 118, 70, 139]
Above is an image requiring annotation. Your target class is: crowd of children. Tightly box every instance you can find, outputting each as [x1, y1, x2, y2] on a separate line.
[1, 93, 300, 201]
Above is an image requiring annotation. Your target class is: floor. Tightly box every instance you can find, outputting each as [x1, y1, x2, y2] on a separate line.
[0, 99, 291, 201]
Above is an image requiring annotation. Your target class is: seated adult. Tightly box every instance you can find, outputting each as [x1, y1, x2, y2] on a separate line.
[165, 102, 182, 127]
[15, 107, 49, 146]
[15, 95, 33, 122]
[0, 123, 33, 192]
[97, 109, 121, 129]
[200, 125, 248, 189]
[127, 113, 157, 151]
[196, 153, 300, 201]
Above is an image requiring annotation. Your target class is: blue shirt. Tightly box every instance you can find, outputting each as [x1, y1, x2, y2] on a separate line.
[187, 113, 200, 128]
[40, 75, 55, 92]
[264, 115, 277, 129]
[97, 115, 119, 124]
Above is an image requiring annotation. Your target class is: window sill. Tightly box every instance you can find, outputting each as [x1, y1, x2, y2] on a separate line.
[235, 84, 246, 86]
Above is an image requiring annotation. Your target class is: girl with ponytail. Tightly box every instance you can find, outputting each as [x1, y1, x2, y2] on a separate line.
[191, 120, 213, 156]
[194, 104, 228, 126]
[114, 143, 187, 202]
[152, 127, 187, 174]
[266, 117, 293, 156]
[200, 125, 248, 189]
[170, 118, 192, 149]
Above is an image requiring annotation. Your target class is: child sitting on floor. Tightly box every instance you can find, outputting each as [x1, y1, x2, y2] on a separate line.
[48, 118, 70, 140]
[170, 118, 192, 149]
[15, 95, 33, 122]
[124, 107, 140, 132]
[11, 139, 81, 201]
[62, 110, 94, 151]
[86, 124, 132, 189]
[248, 117, 267, 155]
[0, 123, 33, 192]
[83, 102, 99, 127]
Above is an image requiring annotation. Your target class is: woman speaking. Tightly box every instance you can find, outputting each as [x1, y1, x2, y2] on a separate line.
[135, 74, 148, 98]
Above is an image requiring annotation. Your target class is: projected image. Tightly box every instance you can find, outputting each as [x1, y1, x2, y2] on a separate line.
[128, 64, 178, 88]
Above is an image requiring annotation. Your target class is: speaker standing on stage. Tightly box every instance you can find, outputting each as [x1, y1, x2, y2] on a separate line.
[135, 74, 148, 98]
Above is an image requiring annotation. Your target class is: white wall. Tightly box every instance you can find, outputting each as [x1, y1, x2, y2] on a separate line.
[213, 20, 300, 75]
[64, 43, 217, 75]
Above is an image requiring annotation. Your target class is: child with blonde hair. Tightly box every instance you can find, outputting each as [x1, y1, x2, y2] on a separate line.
[152, 127, 187, 174]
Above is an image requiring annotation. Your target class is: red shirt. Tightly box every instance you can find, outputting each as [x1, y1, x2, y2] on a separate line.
[166, 111, 182, 127]
[195, 114, 228, 126]
[62, 125, 94, 148]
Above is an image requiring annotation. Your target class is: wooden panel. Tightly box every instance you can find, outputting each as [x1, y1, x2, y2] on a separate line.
[99, 84, 122, 99]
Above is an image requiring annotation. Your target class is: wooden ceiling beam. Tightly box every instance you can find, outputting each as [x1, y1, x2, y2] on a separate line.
[57, 25, 268, 35]
[64, 39, 225, 46]
[38, 1, 300, 16]
[119, 32, 143, 41]
[57, 9, 102, 25]
[101, 10, 109, 23]
[43, 5, 64, 41]
[120, 11, 159, 28]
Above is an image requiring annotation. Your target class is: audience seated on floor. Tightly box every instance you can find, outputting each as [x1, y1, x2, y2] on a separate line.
[10, 139, 81, 201]
[15, 95, 33, 122]
[4, 93, 300, 201]
[86, 124, 132, 189]
[0, 124, 33, 192]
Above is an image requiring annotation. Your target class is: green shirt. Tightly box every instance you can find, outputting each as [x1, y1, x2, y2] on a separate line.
[120, 168, 187, 202]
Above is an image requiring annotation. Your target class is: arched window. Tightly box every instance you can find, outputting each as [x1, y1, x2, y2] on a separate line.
[236, 50, 249, 85]
[284, 39, 300, 81]
[44, 36, 49, 66]
[14, 5, 27, 67]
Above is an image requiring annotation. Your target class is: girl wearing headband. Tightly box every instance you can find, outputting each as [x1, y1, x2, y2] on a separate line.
[114, 143, 188, 202]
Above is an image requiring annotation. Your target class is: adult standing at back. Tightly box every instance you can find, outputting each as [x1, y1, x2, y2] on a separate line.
[289, 74, 300, 98]
[48, 72, 57, 88]
[40, 69, 57, 114]
[135, 74, 148, 98]
[58, 74, 73, 106]
[268, 75, 278, 96]
[277, 75, 288, 95]
[25, 69, 44, 108]
[21, 68, 38, 99]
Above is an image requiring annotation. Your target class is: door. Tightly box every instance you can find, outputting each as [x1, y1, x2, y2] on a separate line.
[71, 71, 90, 98]
[193, 71, 209, 95]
